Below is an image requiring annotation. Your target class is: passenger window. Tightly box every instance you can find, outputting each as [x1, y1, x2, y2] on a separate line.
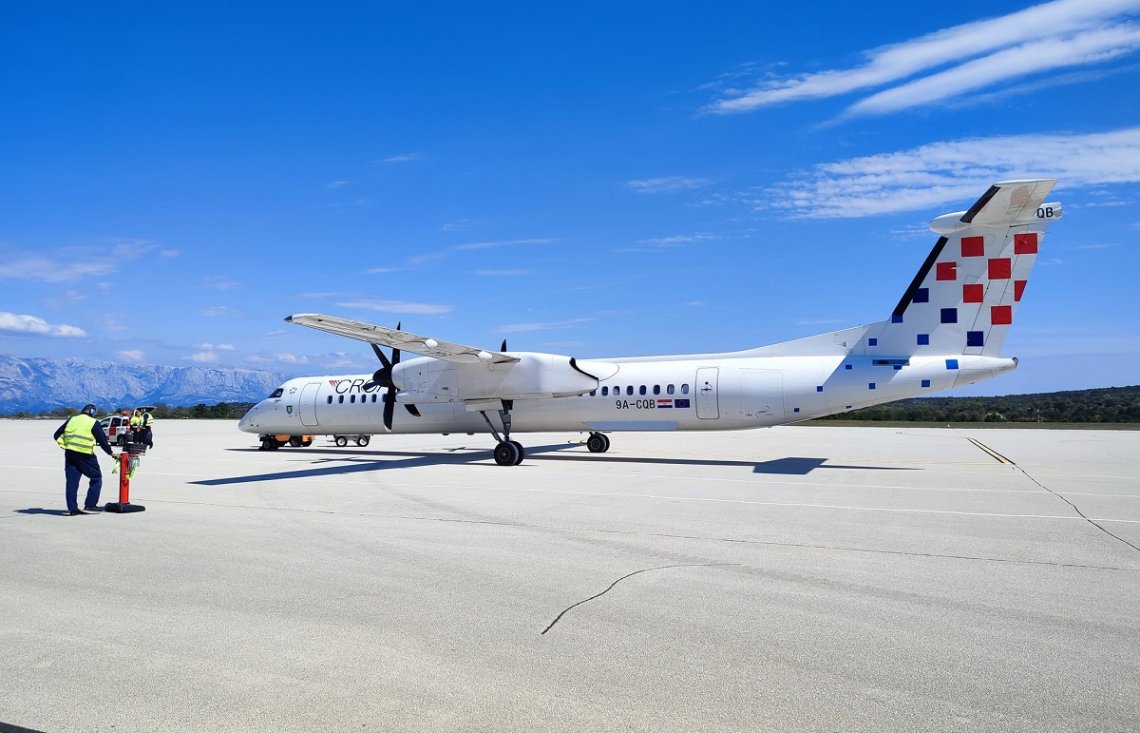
[338, 395, 344, 404]
[372, 394, 378, 403]
[589, 390, 596, 396]
[681, 384, 689, 395]
[327, 396, 332, 404]
[601, 387, 608, 396]
[653, 385, 660, 395]
[626, 386, 634, 396]
[350, 395, 356, 404]
[667, 384, 675, 395]
[269, 388, 284, 399]
[639, 385, 646, 395]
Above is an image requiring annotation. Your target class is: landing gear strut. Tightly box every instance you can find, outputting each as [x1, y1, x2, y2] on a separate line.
[586, 432, 611, 453]
[480, 400, 525, 466]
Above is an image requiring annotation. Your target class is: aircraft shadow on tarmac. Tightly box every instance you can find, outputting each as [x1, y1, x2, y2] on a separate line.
[193, 445, 917, 486]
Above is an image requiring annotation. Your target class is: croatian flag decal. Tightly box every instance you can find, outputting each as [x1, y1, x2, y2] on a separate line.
[656, 398, 673, 408]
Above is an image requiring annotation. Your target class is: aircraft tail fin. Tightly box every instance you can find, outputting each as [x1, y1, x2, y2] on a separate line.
[867, 179, 1060, 358]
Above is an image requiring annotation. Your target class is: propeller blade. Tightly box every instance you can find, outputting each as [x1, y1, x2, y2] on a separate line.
[370, 342, 392, 370]
[383, 390, 395, 432]
[404, 404, 421, 417]
[501, 338, 508, 353]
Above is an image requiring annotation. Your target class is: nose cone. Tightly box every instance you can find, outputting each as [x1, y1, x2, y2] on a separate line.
[237, 404, 259, 432]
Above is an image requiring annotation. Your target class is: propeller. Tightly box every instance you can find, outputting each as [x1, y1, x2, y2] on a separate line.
[363, 321, 420, 431]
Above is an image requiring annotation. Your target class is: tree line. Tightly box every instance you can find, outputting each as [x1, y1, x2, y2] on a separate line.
[816, 385, 1140, 423]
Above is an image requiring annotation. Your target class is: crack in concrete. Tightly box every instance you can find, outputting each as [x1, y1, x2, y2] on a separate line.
[1016, 464, 1140, 555]
[541, 562, 739, 635]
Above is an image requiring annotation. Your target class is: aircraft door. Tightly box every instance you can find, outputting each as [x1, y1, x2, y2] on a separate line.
[695, 367, 719, 419]
[298, 382, 321, 427]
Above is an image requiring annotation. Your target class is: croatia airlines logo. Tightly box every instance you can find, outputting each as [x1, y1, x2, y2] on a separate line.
[329, 379, 342, 387]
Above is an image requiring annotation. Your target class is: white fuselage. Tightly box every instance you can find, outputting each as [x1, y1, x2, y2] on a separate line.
[237, 351, 1015, 438]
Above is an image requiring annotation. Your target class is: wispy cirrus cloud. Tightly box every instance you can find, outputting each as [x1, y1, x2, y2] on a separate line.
[624, 176, 711, 194]
[0, 311, 86, 337]
[338, 299, 454, 315]
[455, 238, 554, 251]
[495, 317, 592, 333]
[116, 350, 145, 362]
[706, 0, 1140, 117]
[769, 126, 1140, 218]
[0, 239, 158, 283]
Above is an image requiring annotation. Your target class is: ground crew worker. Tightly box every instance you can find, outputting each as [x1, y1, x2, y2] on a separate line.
[53, 404, 115, 515]
[129, 408, 143, 441]
[140, 409, 154, 449]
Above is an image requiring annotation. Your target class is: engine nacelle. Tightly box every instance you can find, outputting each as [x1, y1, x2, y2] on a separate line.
[392, 353, 611, 403]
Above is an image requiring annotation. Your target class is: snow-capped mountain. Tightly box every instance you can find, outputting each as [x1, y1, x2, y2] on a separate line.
[0, 355, 286, 413]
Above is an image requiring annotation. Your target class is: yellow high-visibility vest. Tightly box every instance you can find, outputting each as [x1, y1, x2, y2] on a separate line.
[60, 414, 97, 454]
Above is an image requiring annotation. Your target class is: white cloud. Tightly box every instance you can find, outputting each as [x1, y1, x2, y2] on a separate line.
[455, 238, 554, 251]
[186, 351, 219, 363]
[201, 306, 234, 317]
[326, 180, 348, 188]
[275, 353, 310, 364]
[196, 343, 236, 351]
[474, 269, 529, 276]
[338, 299, 454, 315]
[495, 318, 592, 333]
[706, 0, 1140, 115]
[0, 311, 86, 337]
[117, 350, 145, 362]
[637, 234, 716, 247]
[846, 24, 1140, 117]
[201, 277, 240, 290]
[624, 177, 711, 194]
[383, 153, 420, 163]
[770, 126, 1140, 218]
[0, 257, 117, 283]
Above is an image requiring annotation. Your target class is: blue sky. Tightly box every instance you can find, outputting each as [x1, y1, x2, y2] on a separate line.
[2, 0, 1138, 395]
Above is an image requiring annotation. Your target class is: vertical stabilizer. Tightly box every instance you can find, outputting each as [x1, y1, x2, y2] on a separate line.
[866, 179, 1060, 358]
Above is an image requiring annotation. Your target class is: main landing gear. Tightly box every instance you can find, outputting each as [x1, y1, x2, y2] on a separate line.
[480, 401, 525, 466]
[478, 401, 613, 466]
[586, 432, 611, 453]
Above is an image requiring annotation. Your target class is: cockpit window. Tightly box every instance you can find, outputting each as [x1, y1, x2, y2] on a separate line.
[269, 388, 284, 399]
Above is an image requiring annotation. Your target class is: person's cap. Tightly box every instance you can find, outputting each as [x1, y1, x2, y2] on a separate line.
[81, 404, 96, 416]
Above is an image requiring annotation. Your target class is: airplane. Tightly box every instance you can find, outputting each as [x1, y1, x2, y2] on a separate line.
[239, 179, 1062, 466]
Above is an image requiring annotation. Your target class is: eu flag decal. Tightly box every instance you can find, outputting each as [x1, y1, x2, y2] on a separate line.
[674, 399, 691, 409]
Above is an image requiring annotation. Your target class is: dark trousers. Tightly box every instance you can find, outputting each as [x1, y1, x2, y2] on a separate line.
[64, 452, 103, 511]
[141, 427, 153, 448]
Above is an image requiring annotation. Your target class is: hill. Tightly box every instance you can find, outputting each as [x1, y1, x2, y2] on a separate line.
[0, 355, 284, 414]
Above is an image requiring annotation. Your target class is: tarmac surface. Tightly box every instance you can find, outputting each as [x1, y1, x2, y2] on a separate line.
[1, 419, 1138, 733]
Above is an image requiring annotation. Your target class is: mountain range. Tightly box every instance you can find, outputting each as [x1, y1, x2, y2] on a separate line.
[0, 355, 285, 414]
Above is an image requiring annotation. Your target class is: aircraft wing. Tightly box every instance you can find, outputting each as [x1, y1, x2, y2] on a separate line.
[287, 313, 521, 364]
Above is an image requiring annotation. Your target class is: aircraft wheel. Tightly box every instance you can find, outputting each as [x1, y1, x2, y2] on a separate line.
[356, 436, 371, 447]
[335, 436, 348, 447]
[288, 436, 303, 447]
[586, 432, 610, 453]
[509, 440, 525, 465]
[260, 437, 280, 451]
[601, 434, 611, 452]
[301, 438, 313, 447]
[494, 441, 520, 466]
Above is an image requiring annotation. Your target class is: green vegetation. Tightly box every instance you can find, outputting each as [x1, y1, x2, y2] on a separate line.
[816, 385, 1140, 423]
